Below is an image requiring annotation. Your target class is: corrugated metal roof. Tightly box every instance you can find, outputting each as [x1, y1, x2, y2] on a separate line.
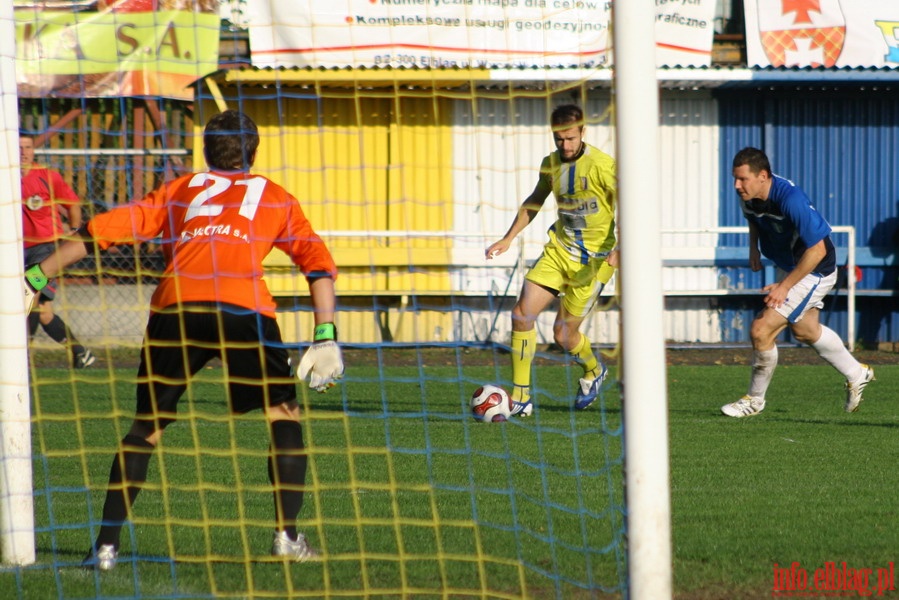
[209, 65, 899, 92]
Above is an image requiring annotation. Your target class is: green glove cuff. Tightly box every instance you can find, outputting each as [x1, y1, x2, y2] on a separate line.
[313, 322, 337, 342]
[25, 264, 49, 292]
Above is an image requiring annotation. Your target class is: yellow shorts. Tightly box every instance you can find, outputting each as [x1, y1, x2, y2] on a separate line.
[525, 241, 615, 318]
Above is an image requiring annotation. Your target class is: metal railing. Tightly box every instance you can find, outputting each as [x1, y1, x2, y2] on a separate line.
[662, 226, 857, 351]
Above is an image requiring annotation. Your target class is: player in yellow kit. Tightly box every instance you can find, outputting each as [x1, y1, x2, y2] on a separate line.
[486, 104, 618, 415]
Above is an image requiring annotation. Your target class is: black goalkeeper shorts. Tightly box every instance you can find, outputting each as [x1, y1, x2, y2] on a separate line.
[134, 302, 297, 428]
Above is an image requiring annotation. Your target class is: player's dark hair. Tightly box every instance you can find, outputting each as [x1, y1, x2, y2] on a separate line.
[204, 110, 259, 170]
[551, 104, 584, 129]
[19, 129, 36, 140]
[733, 147, 772, 176]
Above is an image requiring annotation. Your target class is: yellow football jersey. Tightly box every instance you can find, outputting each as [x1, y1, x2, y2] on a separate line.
[538, 143, 617, 264]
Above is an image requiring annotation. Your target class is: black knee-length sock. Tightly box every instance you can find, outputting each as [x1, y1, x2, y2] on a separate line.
[41, 315, 85, 353]
[268, 420, 308, 540]
[95, 434, 154, 549]
[27, 313, 40, 338]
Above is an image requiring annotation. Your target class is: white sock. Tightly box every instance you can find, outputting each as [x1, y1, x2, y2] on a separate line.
[748, 347, 778, 399]
[811, 325, 863, 381]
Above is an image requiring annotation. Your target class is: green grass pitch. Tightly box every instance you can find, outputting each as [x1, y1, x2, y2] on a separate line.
[3, 355, 897, 599]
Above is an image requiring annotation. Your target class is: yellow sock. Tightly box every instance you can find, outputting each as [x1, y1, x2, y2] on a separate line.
[510, 329, 536, 401]
[571, 333, 599, 380]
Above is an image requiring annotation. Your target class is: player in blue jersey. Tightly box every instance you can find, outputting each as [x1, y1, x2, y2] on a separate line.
[721, 147, 874, 417]
[486, 104, 618, 415]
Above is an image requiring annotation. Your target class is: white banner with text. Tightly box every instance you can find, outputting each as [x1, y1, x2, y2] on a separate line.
[246, 0, 718, 70]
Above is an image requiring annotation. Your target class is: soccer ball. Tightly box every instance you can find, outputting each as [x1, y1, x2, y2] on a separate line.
[470, 384, 512, 422]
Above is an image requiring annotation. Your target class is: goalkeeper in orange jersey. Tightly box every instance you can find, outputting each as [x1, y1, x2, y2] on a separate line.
[486, 104, 618, 415]
[24, 110, 343, 569]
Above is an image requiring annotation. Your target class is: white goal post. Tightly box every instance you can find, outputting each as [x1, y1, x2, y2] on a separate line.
[0, 1, 36, 567]
[614, 2, 673, 599]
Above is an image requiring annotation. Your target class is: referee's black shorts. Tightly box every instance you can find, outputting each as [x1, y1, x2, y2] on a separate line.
[134, 302, 296, 429]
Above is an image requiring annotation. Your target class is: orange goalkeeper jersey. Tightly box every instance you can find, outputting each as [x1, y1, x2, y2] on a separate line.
[87, 170, 337, 318]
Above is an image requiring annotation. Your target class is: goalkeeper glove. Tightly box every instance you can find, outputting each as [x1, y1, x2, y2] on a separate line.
[23, 264, 49, 313]
[297, 323, 344, 392]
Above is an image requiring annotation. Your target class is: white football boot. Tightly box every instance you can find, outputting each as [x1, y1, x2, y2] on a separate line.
[272, 531, 318, 562]
[83, 544, 118, 571]
[721, 395, 766, 418]
[844, 365, 875, 413]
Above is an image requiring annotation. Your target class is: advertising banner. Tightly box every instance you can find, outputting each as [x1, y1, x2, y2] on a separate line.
[246, 0, 718, 70]
[15, 0, 221, 99]
[745, 0, 899, 68]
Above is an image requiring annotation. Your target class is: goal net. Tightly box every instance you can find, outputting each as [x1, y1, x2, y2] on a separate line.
[9, 91, 627, 599]
[0, 0, 705, 596]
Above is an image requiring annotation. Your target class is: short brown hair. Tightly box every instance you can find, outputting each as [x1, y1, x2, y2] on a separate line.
[733, 147, 772, 176]
[551, 104, 584, 129]
[203, 110, 259, 170]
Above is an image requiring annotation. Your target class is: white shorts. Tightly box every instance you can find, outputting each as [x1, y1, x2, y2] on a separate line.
[774, 269, 837, 324]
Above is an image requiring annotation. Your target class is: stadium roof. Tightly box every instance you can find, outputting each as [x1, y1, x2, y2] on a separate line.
[210, 65, 899, 91]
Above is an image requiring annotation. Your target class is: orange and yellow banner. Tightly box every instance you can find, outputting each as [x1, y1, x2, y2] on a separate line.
[15, 2, 220, 99]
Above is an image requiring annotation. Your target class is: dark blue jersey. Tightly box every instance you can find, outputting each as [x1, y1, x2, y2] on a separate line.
[740, 175, 836, 276]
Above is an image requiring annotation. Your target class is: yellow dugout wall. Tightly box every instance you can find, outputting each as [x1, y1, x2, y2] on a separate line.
[195, 77, 457, 344]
